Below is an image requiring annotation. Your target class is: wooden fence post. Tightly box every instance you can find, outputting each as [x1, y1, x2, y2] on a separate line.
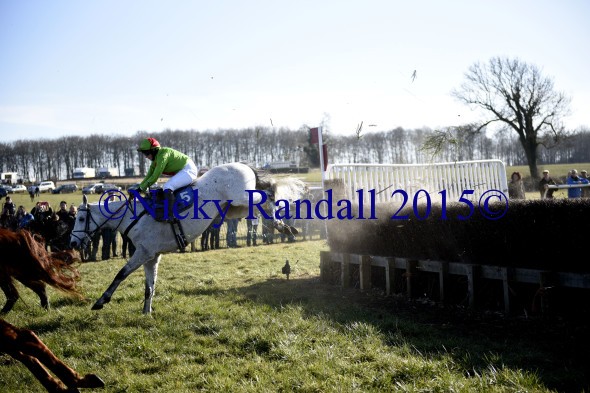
[319, 251, 329, 283]
[438, 261, 449, 303]
[341, 254, 351, 288]
[406, 259, 417, 299]
[501, 267, 512, 314]
[360, 255, 372, 292]
[466, 264, 480, 309]
[387, 257, 396, 296]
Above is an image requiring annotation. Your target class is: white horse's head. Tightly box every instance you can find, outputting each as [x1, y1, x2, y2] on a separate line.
[69, 194, 101, 250]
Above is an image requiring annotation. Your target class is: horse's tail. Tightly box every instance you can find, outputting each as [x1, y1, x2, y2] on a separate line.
[246, 163, 307, 202]
[17, 230, 82, 298]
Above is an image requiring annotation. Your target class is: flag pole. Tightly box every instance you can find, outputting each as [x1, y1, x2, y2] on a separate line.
[316, 126, 329, 241]
[317, 126, 326, 191]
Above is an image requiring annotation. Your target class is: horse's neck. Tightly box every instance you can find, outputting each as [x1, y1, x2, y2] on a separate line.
[91, 201, 127, 231]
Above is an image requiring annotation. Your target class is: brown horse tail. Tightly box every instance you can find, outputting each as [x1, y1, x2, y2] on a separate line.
[19, 230, 82, 299]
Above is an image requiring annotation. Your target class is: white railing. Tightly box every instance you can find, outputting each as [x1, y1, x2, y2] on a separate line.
[545, 183, 590, 198]
[326, 160, 508, 204]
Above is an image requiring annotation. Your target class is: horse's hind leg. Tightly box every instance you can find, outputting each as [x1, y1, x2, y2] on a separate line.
[142, 255, 161, 314]
[0, 276, 19, 314]
[27, 281, 49, 310]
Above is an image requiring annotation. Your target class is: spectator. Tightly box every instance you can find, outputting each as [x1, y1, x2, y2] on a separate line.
[31, 201, 53, 222]
[580, 170, 590, 198]
[539, 170, 557, 199]
[508, 171, 525, 199]
[55, 201, 69, 222]
[280, 217, 296, 243]
[35, 186, 40, 197]
[1, 196, 17, 229]
[101, 192, 118, 259]
[262, 217, 275, 244]
[2, 196, 16, 217]
[246, 215, 259, 246]
[566, 169, 589, 198]
[18, 211, 35, 229]
[53, 201, 72, 251]
[88, 231, 101, 262]
[29, 189, 35, 202]
[121, 233, 136, 259]
[15, 205, 26, 222]
[226, 218, 239, 248]
[101, 228, 117, 260]
[200, 223, 211, 251]
[31, 202, 43, 220]
[67, 205, 77, 230]
[209, 217, 222, 249]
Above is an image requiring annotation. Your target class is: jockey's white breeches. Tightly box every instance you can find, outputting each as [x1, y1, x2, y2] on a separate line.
[163, 160, 199, 191]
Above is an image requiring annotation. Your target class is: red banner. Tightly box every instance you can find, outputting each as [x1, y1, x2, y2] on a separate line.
[310, 127, 319, 144]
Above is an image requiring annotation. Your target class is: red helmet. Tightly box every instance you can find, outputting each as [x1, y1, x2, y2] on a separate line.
[137, 137, 161, 152]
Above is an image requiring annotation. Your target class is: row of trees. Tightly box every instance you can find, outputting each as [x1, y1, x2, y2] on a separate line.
[1, 125, 589, 183]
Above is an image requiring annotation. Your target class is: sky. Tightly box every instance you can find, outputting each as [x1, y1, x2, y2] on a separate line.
[0, 0, 589, 143]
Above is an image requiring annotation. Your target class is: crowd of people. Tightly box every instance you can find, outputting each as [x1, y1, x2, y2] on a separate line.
[0, 198, 77, 250]
[506, 168, 590, 200]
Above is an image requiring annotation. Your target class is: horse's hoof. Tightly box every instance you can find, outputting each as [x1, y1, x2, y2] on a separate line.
[91, 302, 104, 310]
[78, 374, 105, 388]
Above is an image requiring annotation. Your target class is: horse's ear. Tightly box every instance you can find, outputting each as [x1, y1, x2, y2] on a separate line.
[83, 194, 88, 205]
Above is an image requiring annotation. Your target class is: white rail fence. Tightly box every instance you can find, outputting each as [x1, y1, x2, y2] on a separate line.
[326, 160, 509, 204]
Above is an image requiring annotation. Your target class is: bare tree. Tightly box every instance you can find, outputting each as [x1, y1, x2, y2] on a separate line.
[453, 57, 570, 179]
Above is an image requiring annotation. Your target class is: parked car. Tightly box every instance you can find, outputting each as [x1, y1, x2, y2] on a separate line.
[94, 184, 122, 194]
[29, 181, 55, 193]
[82, 183, 104, 194]
[10, 184, 27, 193]
[0, 186, 8, 197]
[128, 182, 160, 191]
[2, 185, 13, 193]
[52, 184, 78, 194]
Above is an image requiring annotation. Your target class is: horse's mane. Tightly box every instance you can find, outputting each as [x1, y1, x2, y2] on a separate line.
[0, 229, 82, 298]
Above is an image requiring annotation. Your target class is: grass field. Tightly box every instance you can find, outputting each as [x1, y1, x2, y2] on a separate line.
[1, 240, 588, 392]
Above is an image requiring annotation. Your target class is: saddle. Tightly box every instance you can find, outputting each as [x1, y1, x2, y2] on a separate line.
[145, 186, 195, 251]
[148, 185, 196, 218]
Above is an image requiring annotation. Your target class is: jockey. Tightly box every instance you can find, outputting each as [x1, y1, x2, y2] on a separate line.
[136, 137, 199, 222]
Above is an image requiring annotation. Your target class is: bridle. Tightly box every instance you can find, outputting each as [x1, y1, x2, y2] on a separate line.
[70, 200, 130, 249]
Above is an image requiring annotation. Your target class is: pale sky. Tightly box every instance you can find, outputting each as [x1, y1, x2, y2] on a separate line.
[1, 0, 588, 143]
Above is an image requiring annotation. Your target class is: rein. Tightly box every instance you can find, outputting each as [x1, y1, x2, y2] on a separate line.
[70, 201, 130, 248]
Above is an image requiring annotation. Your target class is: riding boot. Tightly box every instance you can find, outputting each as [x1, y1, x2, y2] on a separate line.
[165, 190, 176, 223]
[154, 189, 166, 221]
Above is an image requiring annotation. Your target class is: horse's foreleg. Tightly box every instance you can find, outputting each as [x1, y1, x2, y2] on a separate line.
[0, 276, 19, 314]
[91, 252, 148, 311]
[16, 328, 105, 391]
[142, 255, 161, 314]
[11, 351, 68, 392]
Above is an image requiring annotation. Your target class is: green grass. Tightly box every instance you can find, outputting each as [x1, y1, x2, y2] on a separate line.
[1, 240, 584, 392]
[506, 162, 590, 179]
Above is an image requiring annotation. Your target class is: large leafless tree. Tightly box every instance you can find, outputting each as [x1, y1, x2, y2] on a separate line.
[453, 57, 571, 179]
